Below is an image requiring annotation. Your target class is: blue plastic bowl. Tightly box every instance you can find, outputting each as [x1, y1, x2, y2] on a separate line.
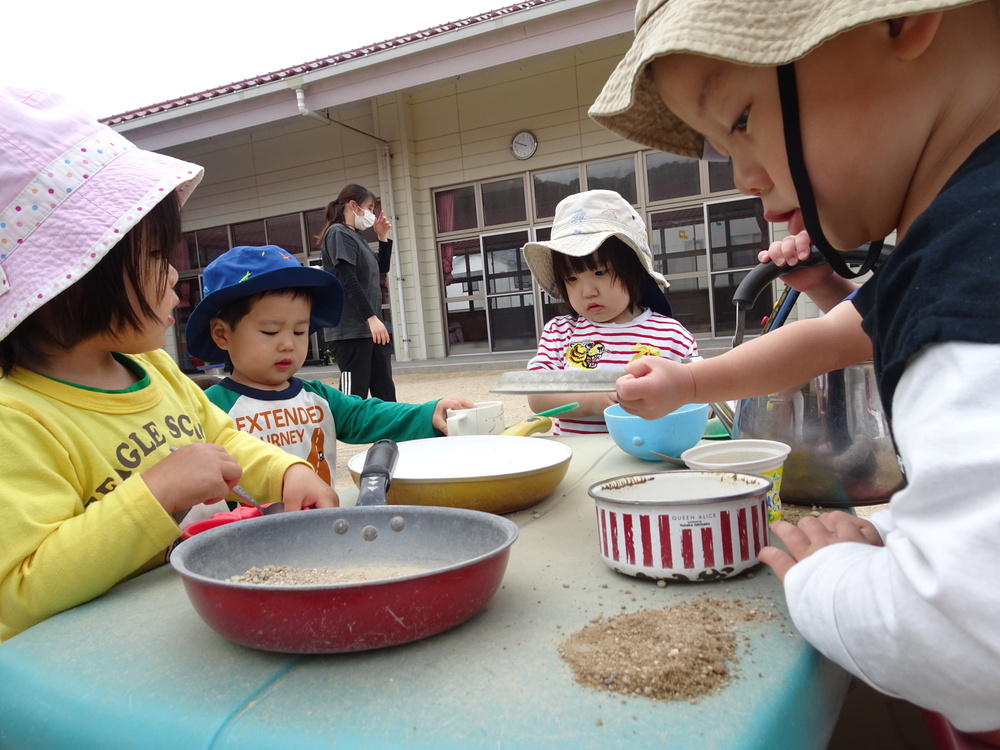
[604, 402, 710, 461]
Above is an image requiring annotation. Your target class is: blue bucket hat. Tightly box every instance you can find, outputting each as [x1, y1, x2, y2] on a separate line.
[185, 245, 343, 363]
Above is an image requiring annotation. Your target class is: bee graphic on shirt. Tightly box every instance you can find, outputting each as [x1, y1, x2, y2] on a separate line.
[565, 341, 605, 369]
[630, 344, 661, 362]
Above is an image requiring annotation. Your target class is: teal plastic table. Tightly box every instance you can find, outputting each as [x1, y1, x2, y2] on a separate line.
[0, 435, 850, 749]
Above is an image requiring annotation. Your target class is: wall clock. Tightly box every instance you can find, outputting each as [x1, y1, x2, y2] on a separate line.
[511, 130, 538, 160]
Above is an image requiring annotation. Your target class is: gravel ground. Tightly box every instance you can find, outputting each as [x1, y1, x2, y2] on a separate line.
[321, 367, 887, 518]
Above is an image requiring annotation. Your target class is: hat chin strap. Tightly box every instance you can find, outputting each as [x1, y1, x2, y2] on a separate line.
[776, 63, 884, 279]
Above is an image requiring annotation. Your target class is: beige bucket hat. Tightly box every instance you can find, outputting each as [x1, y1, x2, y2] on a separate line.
[522, 189, 667, 301]
[589, 0, 980, 158]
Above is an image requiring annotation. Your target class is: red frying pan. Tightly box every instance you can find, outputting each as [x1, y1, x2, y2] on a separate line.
[170, 440, 519, 653]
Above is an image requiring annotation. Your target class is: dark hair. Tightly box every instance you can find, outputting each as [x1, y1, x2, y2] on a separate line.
[0, 191, 182, 378]
[213, 288, 314, 331]
[550, 236, 646, 313]
[314, 183, 376, 246]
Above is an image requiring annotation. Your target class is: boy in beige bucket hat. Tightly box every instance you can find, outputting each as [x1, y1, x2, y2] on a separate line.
[592, 0, 1000, 739]
[522, 190, 697, 434]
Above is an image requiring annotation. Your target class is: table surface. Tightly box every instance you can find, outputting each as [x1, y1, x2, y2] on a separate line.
[0, 435, 849, 750]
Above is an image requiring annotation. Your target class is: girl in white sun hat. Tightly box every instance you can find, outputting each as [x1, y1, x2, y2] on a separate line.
[591, 0, 1000, 741]
[522, 189, 697, 435]
[0, 88, 337, 642]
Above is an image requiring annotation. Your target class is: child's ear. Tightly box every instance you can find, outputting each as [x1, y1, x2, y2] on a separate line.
[209, 318, 232, 352]
[889, 12, 944, 61]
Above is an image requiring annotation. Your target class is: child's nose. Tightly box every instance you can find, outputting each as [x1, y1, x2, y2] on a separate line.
[733, 158, 772, 198]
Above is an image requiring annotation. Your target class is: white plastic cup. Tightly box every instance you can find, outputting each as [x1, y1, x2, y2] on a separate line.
[680, 439, 791, 524]
[446, 401, 505, 437]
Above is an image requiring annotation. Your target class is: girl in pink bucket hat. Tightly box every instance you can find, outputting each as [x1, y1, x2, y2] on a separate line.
[0, 88, 337, 642]
[521, 189, 698, 435]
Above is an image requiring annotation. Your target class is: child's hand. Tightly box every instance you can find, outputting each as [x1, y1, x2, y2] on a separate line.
[758, 231, 839, 294]
[759, 231, 860, 312]
[761, 512, 883, 582]
[615, 357, 695, 420]
[433, 398, 475, 434]
[143, 443, 241, 515]
[280, 463, 339, 511]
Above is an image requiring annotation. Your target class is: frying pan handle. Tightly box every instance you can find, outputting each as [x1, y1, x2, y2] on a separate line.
[356, 439, 399, 507]
[732, 245, 891, 308]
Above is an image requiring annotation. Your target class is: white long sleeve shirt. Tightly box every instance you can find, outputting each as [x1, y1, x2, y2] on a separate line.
[784, 341, 1000, 733]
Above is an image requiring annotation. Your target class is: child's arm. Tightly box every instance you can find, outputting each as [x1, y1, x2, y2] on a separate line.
[616, 299, 872, 419]
[527, 392, 615, 419]
[763, 342, 1000, 727]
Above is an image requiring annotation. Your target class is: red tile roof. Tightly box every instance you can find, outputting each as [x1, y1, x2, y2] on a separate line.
[101, 0, 556, 126]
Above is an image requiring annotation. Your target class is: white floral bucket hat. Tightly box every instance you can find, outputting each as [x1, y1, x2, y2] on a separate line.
[522, 189, 668, 302]
[588, 0, 979, 158]
[0, 87, 204, 340]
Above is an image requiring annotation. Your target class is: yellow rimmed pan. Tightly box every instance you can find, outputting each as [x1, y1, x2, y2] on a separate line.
[347, 434, 572, 514]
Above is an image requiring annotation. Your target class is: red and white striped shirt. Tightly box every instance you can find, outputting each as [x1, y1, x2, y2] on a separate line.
[528, 308, 698, 435]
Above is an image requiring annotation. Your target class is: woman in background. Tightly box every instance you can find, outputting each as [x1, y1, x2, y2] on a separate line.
[317, 184, 396, 401]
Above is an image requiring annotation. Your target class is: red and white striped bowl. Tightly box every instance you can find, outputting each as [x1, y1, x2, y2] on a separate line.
[588, 471, 773, 582]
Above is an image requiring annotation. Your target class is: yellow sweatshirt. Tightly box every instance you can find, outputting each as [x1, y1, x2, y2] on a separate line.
[0, 349, 306, 641]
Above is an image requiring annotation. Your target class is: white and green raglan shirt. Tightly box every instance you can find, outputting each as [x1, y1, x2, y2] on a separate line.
[205, 377, 442, 486]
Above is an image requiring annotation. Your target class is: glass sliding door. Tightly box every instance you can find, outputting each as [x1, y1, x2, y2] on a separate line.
[482, 230, 536, 352]
[648, 196, 771, 339]
[442, 238, 489, 354]
[704, 197, 772, 340]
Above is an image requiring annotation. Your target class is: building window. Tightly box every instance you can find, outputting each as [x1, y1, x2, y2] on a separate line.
[646, 151, 700, 201]
[708, 160, 737, 193]
[435, 185, 478, 234]
[482, 177, 527, 226]
[432, 151, 761, 355]
[585, 157, 637, 204]
[532, 167, 580, 219]
[188, 226, 230, 270]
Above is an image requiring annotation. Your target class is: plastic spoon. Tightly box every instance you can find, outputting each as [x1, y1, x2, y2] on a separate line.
[502, 402, 580, 432]
[533, 402, 580, 419]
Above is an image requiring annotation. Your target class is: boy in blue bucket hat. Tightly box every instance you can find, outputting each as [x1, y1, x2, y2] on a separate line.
[186, 246, 473, 490]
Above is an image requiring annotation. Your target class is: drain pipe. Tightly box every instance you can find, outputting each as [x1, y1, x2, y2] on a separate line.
[376, 142, 409, 359]
[295, 88, 409, 359]
[295, 88, 332, 125]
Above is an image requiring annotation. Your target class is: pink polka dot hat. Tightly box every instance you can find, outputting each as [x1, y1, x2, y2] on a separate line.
[0, 87, 204, 340]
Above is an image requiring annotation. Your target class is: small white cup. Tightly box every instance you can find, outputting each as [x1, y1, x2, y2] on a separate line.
[680, 439, 791, 524]
[446, 401, 505, 437]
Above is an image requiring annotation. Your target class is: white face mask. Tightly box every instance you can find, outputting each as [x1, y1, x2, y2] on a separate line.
[354, 207, 376, 231]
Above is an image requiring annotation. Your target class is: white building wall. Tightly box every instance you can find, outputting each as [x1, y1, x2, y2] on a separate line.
[166, 102, 384, 233]
[152, 37, 639, 365]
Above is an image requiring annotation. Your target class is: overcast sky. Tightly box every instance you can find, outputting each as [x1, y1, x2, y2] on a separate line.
[11, 0, 509, 119]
